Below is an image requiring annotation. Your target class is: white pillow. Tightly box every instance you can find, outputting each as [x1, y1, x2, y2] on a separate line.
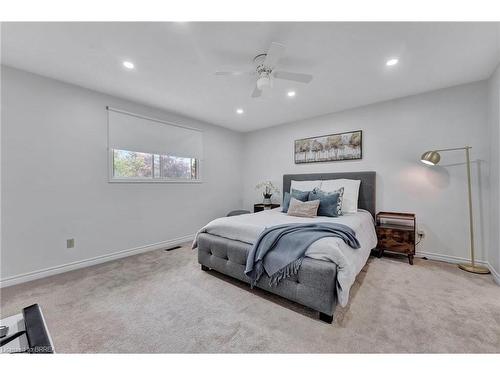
[290, 180, 322, 192]
[320, 179, 361, 213]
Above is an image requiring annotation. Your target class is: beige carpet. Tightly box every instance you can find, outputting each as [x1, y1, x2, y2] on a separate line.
[1, 244, 499, 353]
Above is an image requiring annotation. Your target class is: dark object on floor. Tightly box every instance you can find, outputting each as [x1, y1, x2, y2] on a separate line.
[0, 304, 54, 353]
[375, 211, 416, 265]
[227, 210, 250, 217]
[164, 245, 181, 251]
[23, 304, 54, 353]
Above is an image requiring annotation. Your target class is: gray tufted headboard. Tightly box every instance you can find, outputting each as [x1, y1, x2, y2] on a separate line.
[283, 171, 376, 217]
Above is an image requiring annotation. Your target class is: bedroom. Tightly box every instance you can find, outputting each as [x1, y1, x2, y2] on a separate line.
[0, 0, 499, 370]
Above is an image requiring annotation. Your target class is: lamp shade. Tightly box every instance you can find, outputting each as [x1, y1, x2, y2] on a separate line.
[420, 150, 441, 165]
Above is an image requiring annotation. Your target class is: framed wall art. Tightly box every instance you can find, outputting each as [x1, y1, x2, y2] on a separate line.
[294, 130, 362, 164]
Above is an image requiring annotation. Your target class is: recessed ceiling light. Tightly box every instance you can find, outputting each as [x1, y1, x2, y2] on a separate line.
[287, 91, 296, 97]
[236, 108, 244, 114]
[386, 58, 399, 67]
[122, 61, 135, 70]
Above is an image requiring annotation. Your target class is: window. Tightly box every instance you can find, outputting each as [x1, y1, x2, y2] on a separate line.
[113, 150, 153, 179]
[159, 155, 198, 179]
[112, 149, 198, 181]
[107, 107, 203, 183]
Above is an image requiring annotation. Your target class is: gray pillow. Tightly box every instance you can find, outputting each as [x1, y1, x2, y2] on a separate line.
[287, 197, 320, 218]
[308, 187, 344, 217]
[282, 189, 310, 212]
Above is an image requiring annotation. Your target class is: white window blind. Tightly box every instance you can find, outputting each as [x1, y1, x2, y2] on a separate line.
[107, 107, 203, 159]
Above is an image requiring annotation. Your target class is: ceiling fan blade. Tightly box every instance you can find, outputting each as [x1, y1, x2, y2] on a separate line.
[273, 71, 313, 83]
[251, 85, 262, 98]
[215, 71, 255, 76]
[263, 42, 285, 68]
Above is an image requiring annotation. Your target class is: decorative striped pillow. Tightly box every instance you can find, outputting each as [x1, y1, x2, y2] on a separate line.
[308, 187, 344, 217]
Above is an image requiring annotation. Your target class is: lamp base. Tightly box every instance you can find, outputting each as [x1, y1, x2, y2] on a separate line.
[458, 263, 490, 274]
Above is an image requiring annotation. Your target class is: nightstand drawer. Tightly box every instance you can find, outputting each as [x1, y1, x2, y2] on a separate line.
[375, 211, 416, 265]
[376, 227, 415, 253]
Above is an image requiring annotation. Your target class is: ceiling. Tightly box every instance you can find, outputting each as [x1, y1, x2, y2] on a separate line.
[2, 22, 499, 132]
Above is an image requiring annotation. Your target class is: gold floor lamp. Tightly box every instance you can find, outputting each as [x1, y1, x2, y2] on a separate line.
[420, 146, 490, 274]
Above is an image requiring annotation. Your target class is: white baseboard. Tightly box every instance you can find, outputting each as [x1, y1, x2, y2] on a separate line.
[489, 264, 500, 286]
[416, 250, 500, 285]
[0, 234, 194, 288]
[416, 250, 488, 266]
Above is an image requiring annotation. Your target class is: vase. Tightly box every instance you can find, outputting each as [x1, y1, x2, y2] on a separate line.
[263, 196, 272, 206]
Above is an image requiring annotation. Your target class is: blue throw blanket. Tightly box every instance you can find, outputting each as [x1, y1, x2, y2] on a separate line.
[244, 222, 360, 287]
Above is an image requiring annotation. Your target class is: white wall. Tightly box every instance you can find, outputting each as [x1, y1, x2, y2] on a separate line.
[2, 65, 498, 285]
[243, 82, 490, 263]
[1, 66, 244, 282]
[488, 64, 500, 277]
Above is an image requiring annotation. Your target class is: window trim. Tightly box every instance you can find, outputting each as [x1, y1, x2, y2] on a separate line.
[107, 149, 203, 184]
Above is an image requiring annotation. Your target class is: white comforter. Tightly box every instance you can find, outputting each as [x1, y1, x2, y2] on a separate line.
[193, 208, 377, 306]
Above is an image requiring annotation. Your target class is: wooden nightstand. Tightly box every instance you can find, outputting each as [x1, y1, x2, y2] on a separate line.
[375, 212, 416, 265]
[254, 203, 280, 213]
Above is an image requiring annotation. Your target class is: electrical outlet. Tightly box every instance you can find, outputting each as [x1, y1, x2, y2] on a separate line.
[67, 239, 75, 248]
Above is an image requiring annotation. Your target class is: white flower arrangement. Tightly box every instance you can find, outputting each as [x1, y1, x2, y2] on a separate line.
[255, 181, 280, 199]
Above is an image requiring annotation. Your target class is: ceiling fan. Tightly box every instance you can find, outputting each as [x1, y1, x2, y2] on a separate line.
[215, 42, 313, 98]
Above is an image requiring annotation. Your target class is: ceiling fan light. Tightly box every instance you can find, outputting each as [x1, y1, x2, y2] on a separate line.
[256, 74, 271, 90]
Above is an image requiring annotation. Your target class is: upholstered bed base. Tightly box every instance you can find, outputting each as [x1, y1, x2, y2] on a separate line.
[197, 232, 338, 323]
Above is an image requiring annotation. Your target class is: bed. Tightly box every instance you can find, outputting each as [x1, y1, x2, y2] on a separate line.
[194, 172, 377, 323]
